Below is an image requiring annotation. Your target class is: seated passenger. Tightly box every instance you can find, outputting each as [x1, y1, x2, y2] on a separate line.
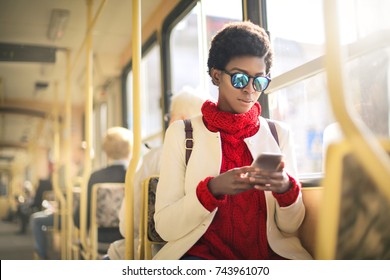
[107, 86, 207, 259]
[30, 173, 57, 259]
[15, 181, 34, 234]
[31, 127, 132, 259]
[31, 178, 53, 213]
[73, 126, 133, 243]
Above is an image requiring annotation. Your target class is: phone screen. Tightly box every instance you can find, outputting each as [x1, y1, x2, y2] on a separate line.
[252, 153, 283, 171]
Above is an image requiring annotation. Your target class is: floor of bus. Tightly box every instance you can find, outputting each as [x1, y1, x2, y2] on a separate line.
[0, 219, 60, 260]
[0, 219, 35, 260]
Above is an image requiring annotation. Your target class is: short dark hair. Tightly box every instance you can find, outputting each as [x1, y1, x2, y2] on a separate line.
[207, 21, 273, 77]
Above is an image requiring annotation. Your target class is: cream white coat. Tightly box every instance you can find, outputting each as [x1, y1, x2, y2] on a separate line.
[154, 115, 312, 260]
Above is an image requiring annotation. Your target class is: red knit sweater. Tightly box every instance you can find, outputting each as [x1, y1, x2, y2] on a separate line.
[185, 101, 300, 260]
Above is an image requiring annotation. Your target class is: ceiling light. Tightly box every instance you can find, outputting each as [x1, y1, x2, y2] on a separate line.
[34, 81, 49, 95]
[35, 81, 49, 91]
[47, 9, 70, 41]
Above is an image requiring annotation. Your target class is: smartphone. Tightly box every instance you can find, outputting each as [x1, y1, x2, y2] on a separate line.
[252, 152, 283, 171]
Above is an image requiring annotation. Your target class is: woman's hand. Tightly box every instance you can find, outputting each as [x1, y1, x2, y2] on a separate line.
[207, 166, 259, 197]
[251, 160, 292, 194]
[207, 161, 292, 197]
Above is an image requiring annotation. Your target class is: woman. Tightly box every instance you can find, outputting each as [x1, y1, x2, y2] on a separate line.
[154, 21, 312, 260]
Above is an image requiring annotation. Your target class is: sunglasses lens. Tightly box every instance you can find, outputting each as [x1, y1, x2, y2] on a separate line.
[231, 73, 249, 89]
[254, 77, 269, 92]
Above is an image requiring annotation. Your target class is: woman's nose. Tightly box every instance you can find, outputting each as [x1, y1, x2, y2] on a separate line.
[244, 78, 256, 93]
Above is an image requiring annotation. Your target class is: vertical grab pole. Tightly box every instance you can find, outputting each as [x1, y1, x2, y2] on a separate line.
[64, 49, 73, 259]
[125, 0, 142, 260]
[80, 0, 94, 259]
[52, 81, 67, 259]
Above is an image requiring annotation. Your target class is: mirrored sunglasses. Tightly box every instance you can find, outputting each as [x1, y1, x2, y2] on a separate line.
[223, 70, 271, 92]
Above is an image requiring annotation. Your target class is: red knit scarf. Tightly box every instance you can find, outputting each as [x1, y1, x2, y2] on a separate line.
[201, 100, 261, 172]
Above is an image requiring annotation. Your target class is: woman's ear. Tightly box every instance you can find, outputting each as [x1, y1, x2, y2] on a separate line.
[210, 68, 221, 86]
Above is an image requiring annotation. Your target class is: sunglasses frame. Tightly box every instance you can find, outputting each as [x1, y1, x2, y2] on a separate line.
[222, 70, 271, 92]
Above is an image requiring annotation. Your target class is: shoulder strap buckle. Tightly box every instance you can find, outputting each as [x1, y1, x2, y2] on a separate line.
[183, 119, 193, 165]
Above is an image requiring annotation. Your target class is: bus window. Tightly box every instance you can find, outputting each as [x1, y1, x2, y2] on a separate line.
[266, 0, 325, 76]
[126, 43, 162, 148]
[170, 6, 201, 94]
[140, 44, 163, 146]
[340, 0, 390, 139]
[169, 0, 242, 100]
[269, 73, 332, 174]
[266, 0, 390, 177]
[266, 0, 328, 176]
[338, 0, 390, 44]
[344, 49, 389, 138]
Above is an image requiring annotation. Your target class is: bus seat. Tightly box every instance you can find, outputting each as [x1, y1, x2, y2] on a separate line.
[89, 182, 125, 260]
[139, 176, 166, 260]
[318, 140, 390, 259]
[299, 187, 323, 259]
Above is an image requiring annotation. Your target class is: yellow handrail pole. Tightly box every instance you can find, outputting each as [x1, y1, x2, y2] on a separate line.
[125, 0, 142, 260]
[79, 0, 94, 260]
[70, 0, 107, 72]
[242, 0, 248, 21]
[27, 118, 47, 186]
[322, 0, 390, 200]
[27, 135, 37, 187]
[64, 49, 74, 259]
[52, 81, 67, 259]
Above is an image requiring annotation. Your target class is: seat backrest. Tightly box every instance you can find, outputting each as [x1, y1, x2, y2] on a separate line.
[89, 182, 125, 259]
[92, 183, 125, 228]
[146, 176, 165, 243]
[299, 187, 323, 259]
[320, 144, 390, 260]
[140, 176, 166, 260]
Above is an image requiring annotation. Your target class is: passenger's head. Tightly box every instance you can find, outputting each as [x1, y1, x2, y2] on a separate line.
[169, 86, 206, 124]
[207, 21, 273, 77]
[102, 127, 133, 160]
[207, 21, 273, 114]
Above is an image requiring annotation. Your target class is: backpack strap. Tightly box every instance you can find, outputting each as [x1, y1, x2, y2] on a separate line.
[183, 119, 193, 165]
[266, 119, 279, 146]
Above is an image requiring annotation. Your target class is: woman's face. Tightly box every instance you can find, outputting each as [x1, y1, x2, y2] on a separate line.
[212, 55, 267, 114]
